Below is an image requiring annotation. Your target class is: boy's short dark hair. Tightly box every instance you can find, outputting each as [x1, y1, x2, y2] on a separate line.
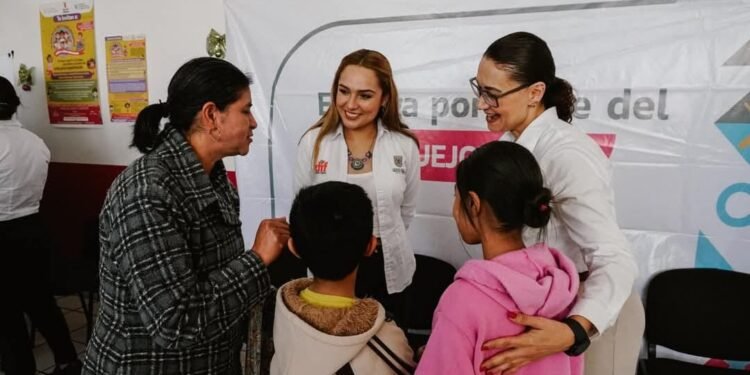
[289, 181, 373, 281]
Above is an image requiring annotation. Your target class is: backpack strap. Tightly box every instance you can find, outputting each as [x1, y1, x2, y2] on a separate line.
[334, 335, 415, 375]
[370, 336, 415, 373]
[334, 363, 355, 375]
[366, 335, 415, 375]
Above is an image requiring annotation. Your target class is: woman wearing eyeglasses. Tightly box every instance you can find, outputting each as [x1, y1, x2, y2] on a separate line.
[472, 32, 643, 375]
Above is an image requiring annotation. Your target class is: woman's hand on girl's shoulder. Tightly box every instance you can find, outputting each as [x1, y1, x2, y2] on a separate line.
[480, 313, 575, 374]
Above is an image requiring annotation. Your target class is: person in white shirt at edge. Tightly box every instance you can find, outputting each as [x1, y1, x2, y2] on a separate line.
[294, 49, 420, 327]
[474, 32, 644, 375]
[0, 76, 82, 375]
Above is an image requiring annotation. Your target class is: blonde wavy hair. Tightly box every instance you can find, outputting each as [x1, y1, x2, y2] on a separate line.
[307, 49, 419, 164]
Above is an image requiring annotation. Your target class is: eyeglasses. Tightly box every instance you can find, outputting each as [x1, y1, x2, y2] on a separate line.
[469, 77, 530, 108]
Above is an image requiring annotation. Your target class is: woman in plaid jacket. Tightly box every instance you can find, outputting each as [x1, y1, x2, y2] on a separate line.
[81, 57, 289, 375]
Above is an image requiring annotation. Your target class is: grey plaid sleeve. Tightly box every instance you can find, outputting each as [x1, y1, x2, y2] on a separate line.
[117, 184, 271, 350]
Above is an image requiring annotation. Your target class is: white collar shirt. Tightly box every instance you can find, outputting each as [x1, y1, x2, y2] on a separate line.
[501, 107, 638, 333]
[294, 122, 420, 294]
[0, 118, 51, 221]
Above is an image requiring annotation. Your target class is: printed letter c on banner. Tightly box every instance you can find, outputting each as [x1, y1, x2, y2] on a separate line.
[716, 182, 750, 228]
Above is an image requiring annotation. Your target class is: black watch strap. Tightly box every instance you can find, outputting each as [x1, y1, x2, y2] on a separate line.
[562, 317, 590, 356]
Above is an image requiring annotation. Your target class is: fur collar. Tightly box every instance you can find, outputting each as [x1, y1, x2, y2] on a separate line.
[281, 278, 379, 336]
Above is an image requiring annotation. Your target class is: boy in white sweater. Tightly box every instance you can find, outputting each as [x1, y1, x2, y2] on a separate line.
[271, 181, 414, 375]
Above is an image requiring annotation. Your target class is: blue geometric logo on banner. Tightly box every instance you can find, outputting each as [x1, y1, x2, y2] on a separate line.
[716, 183, 750, 228]
[717, 41, 750, 164]
[726, 360, 750, 370]
[716, 124, 750, 164]
[695, 231, 733, 271]
[715, 93, 750, 165]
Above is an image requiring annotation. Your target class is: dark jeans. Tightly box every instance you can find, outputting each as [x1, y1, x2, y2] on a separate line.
[0, 214, 77, 375]
[355, 246, 407, 328]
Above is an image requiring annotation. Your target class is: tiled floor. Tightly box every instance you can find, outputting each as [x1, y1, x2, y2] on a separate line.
[0, 295, 92, 375]
[34, 295, 92, 374]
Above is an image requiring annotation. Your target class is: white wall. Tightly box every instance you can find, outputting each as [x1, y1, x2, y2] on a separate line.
[0, 0, 233, 169]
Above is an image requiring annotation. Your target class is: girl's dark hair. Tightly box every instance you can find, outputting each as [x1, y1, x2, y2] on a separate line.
[131, 57, 251, 153]
[456, 141, 552, 233]
[484, 31, 576, 123]
[0, 76, 21, 120]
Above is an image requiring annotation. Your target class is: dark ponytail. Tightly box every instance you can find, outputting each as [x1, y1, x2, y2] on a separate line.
[0, 76, 20, 120]
[484, 31, 576, 123]
[131, 57, 251, 153]
[544, 77, 575, 123]
[456, 141, 553, 234]
[131, 102, 168, 153]
[523, 188, 553, 229]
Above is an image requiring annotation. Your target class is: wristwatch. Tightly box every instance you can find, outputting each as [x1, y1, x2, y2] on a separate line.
[562, 317, 590, 356]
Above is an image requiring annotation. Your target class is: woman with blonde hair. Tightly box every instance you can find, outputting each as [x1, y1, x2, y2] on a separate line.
[294, 49, 420, 325]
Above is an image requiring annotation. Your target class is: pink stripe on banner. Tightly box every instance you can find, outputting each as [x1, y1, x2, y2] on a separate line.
[588, 133, 616, 158]
[413, 130, 616, 183]
[413, 130, 500, 183]
[705, 359, 730, 369]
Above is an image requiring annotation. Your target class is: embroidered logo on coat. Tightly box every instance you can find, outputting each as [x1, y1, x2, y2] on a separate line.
[315, 160, 328, 174]
[393, 155, 403, 167]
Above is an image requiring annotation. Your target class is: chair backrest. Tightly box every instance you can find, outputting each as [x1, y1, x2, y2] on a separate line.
[82, 217, 100, 266]
[50, 218, 100, 295]
[402, 255, 456, 334]
[644, 268, 750, 361]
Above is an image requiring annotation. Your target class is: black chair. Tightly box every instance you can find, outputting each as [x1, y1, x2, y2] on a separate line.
[46, 218, 99, 342]
[400, 254, 456, 351]
[639, 268, 750, 375]
[77, 218, 100, 341]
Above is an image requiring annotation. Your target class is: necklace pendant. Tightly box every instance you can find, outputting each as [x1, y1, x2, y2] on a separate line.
[351, 159, 365, 170]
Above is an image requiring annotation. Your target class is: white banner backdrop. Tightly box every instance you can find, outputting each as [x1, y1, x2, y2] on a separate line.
[225, 0, 750, 300]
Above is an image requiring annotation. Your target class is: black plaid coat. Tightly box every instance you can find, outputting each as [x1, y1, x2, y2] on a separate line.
[82, 126, 271, 375]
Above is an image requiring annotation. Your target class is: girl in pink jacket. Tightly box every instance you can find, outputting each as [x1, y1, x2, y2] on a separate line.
[417, 141, 583, 375]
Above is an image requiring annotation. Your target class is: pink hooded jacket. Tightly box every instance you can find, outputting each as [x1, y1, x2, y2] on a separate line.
[416, 243, 583, 375]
